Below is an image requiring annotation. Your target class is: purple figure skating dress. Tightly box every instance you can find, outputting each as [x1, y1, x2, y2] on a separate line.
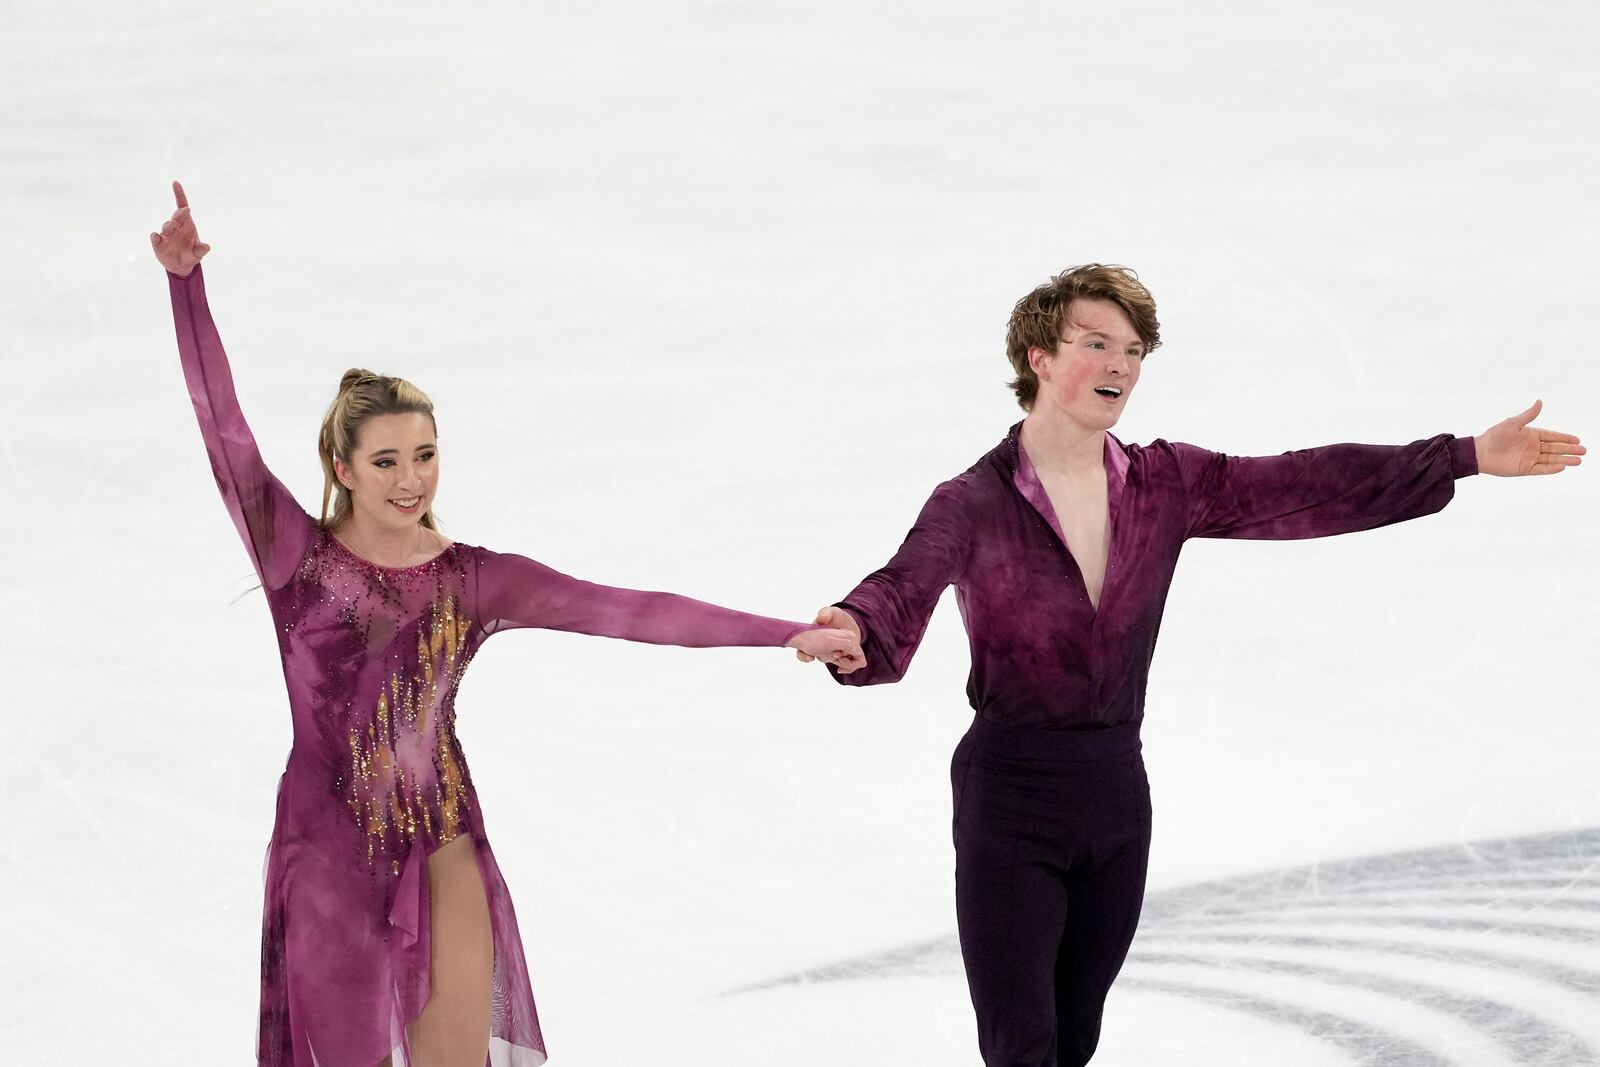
[169, 266, 815, 1067]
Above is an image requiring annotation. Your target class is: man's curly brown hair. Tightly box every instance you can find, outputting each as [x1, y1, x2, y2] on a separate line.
[1005, 264, 1162, 410]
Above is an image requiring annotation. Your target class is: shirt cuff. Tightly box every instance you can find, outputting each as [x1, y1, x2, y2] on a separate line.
[1447, 435, 1479, 479]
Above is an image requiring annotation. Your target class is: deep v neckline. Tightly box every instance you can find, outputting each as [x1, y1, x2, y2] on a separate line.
[1012, 429, 1129, 621]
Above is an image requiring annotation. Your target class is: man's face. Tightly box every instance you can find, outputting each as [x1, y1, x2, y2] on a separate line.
[1028, 297, 1145, 430]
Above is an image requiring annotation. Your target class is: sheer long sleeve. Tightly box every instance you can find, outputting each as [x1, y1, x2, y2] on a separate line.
[1175, 433, 1478, 541]
[829, 480, 974, 686]
[169, 266, 315, 590]
[472, 547, 816, 647]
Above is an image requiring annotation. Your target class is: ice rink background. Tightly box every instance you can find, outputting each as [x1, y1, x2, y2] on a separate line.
[4, 1, 1597, 1063]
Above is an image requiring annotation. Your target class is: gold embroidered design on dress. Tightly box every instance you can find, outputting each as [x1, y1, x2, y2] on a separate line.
[345, 593, 475, 861]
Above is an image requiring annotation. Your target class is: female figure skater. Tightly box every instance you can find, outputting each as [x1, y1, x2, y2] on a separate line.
[150, 182, 863, 1067]
[800, 264, 1583, 1066]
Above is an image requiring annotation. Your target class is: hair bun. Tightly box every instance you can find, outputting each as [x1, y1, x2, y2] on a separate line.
[338, 368, 380, 394]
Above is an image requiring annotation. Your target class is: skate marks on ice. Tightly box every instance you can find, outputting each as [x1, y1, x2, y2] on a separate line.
[732, 828, 1600, 1066]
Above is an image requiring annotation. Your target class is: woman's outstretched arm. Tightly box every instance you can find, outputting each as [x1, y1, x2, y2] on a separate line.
[154, 182, 315, 589]
[471, 547, 864, 668]
[1176, 402, 1583, 542]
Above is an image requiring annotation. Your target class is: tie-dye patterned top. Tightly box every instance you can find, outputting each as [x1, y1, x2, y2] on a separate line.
[168, 265, 813, 1067]
[830, 422, 1477, 728]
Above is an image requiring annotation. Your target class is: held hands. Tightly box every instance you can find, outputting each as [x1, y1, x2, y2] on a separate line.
[792, 606, 865, 675]
[787, 623, 865, 674]
[1475, 400, 1585, 477]
[149, 181, 209, 277]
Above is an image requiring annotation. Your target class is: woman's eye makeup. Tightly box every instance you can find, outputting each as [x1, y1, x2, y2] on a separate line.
[373, 451, 435, 469]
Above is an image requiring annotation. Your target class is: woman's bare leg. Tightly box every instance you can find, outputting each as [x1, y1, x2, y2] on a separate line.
[407, 833, 493, 1066]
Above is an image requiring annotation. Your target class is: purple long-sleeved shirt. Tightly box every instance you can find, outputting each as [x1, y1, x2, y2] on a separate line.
[830, 422, 1478, 728]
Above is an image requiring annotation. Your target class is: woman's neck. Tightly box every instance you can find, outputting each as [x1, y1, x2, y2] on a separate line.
[334, 517, 439, 567]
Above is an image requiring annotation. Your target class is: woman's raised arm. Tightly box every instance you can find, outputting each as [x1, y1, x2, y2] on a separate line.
[154, 182, 314, 589]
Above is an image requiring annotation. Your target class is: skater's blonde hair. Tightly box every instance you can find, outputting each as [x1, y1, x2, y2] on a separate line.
[1005, 265, 1162, 411]
[318, 369, 440, 532]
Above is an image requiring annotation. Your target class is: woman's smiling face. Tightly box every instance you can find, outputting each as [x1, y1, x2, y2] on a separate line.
[333, 411, 440, 532]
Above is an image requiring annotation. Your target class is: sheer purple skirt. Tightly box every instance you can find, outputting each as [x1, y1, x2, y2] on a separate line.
[256, 772, 545, 1067]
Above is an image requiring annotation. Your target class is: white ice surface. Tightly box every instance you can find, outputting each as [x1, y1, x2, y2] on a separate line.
[3, 1, 1597, 1064]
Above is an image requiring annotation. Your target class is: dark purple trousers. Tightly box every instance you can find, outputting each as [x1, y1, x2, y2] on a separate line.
[952, 716, 1152, 1067]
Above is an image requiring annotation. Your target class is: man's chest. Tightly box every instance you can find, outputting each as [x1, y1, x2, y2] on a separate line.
[1037, 471, 1111, 599]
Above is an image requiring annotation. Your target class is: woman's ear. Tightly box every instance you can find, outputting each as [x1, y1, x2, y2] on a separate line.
[333, 456, 352, 491]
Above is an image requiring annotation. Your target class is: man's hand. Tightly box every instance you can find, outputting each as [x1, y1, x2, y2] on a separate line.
[786, 625, 865, 674]
[794, 606, 864, 673]
[1475, 400, 1585, 477]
